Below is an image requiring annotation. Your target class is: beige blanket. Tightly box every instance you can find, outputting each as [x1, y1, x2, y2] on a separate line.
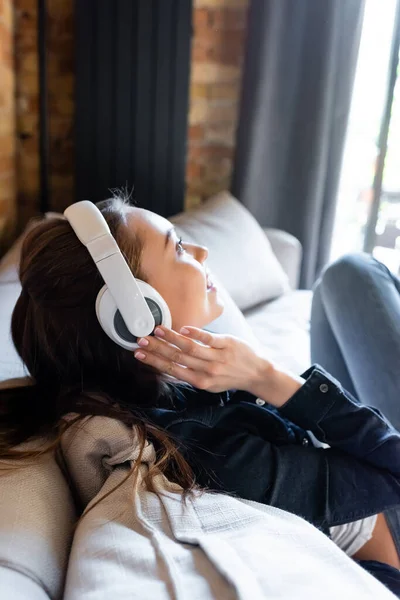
[61, 416, 395, 600]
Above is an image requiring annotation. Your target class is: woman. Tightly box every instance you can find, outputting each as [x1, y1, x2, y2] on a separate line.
[0, 197, 399, 597]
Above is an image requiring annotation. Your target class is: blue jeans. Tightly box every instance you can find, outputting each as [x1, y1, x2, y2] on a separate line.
[311, 253, 400, 595]
[311, 253, 400, 431]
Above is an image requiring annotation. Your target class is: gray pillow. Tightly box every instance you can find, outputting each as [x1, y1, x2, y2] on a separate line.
[171, 191, 289, 312]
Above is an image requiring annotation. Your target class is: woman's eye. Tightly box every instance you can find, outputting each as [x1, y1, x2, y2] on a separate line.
[176, 237, 186, 254]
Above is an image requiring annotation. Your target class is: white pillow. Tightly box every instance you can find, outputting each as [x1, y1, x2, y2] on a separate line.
[170, 191, 289, 311]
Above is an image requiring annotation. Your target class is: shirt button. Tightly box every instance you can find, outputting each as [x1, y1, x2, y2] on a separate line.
[256, 398, 266, 406]
[319, 383, 329, 393]
[302, 437, 309, 447]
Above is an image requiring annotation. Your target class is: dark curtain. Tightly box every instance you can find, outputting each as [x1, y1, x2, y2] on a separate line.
[232, 0, 365, 288]
[75, 0, 192, 217]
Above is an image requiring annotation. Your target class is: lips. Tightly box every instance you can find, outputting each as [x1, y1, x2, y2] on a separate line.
[206, 270, 215, 291]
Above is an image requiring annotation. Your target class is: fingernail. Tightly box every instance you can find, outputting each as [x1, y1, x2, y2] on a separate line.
[135, 352, 146, 360]
[154, 327, 165, 337]
[180, 327, 190, 335]
[137, 338, 149, 347]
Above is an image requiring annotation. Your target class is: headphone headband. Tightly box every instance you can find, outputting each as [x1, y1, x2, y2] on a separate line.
[64, 200, 155, 338]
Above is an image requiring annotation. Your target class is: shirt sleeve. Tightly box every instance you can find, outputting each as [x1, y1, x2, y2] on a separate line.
[166, 366, 400, 530]
[280, 365, 400, 476]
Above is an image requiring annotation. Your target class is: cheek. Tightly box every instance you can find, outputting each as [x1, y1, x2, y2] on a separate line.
[164, 272, 207, 328]
[168, 284, 202, 317]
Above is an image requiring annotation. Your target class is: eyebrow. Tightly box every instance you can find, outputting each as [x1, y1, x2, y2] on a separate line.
[165, 227, 175, 250]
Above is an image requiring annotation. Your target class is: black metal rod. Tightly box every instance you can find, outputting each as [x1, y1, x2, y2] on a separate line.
[38, 0, 50, 214]
[363, 0, 400, 253]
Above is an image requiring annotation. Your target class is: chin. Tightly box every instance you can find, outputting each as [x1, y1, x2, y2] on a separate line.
[206, 294, 225, 325]
[215, 296, 225, 318]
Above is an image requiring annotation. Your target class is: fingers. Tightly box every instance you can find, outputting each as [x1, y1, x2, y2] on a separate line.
[147, 326, 221, 361]
[134, 347, 207, 388]
[133, 326, 227, 383]
[136, 338, 201, 370]
[178, 326, 226, 349]
[133, 326, 222, 381]
[153, 325, 226, 350]
[135, 332, 213, 371]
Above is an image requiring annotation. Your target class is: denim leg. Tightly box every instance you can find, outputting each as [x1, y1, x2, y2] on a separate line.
[311, 283, 358, 397]
[357, 560, 400, 598]
[314, 253, 400, 429]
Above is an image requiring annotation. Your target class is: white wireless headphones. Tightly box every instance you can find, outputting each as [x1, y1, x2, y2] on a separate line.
[63, 200, 172, 350]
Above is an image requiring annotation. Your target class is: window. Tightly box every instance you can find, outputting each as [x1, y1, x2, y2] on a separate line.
[330, 0, 400, 274]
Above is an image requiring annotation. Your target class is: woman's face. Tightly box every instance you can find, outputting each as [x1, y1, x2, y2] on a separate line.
[126, 207, 224, 331]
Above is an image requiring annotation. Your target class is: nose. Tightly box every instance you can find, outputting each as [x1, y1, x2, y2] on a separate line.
[192, 243, 208, 264]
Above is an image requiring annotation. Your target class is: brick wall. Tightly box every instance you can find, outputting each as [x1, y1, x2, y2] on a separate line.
[47, 0, 74, 213]
[14, 0, 74, 228]
[0, 0, 16, 248]
[14, 0, 40, 228]
[1, 0, 249, 248]
[186, 0, 250, 209]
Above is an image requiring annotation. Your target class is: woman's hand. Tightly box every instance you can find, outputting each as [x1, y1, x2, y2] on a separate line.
[134, 326, 304, 405]
[135, 326, 267, 394]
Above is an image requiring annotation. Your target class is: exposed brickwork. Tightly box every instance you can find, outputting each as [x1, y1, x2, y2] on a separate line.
[2, 0, 249, 250]
[0, 0, 17, 249]
[186, 0, 250, 209]
[14, 0, 74, 232]
[14, 0, 40, 229]
[47, 0, 74, 212]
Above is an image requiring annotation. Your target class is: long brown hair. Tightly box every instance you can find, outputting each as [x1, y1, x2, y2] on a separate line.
[0, 197, 195, 494]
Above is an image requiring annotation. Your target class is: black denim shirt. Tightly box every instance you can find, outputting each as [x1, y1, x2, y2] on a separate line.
[146, 365, 400, 533]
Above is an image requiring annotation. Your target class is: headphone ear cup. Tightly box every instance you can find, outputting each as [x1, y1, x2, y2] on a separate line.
[95, 282, 172, 351]
[136, 280, 172, 329]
